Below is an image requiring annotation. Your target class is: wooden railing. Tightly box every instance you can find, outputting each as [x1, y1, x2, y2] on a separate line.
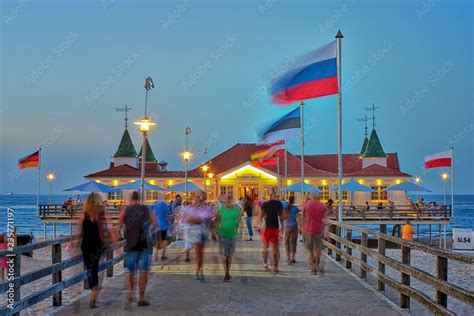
[328, 205, 452, 221]
[324, 219, 473, 315]
[0, 236, 125, 316]
[39, 204, 122, 220]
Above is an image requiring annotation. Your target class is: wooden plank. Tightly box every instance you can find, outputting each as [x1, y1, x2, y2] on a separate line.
[335, 226, 341, 262]
[345, 229, 352, 269]
[378, 228, 386, 292]
[400, 245, 410, 308]
[436, 256, 448, 307]
[52, 244, 62, 306]
[360, 232, 368, 279]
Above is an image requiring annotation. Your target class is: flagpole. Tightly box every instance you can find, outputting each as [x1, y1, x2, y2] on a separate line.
[277, 155, 281, 193]
[37, 147, 42, 213]
[336, 30, 343, 225]
[300, 101, 305, 204]
[451, 146, 454, 218]
[284, 139, 288, 199]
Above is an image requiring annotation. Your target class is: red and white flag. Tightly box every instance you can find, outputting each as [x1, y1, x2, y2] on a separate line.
[424, 149, 453, 169]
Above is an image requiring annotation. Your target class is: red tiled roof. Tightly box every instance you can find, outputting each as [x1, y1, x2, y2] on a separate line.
[347, 164, 411, 177]
[85, 164, 201, 179]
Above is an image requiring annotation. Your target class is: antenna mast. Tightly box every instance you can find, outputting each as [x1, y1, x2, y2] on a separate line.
[115, 105, 132, 129]
[364, 103, 380, 129]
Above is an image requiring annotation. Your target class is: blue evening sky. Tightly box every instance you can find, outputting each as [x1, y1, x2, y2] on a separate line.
[1, 0, 472, 194]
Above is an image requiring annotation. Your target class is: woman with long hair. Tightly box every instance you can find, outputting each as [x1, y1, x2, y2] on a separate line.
[77, 192, 116, 309]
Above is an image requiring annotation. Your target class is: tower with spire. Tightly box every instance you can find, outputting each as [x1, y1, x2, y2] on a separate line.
[113, 106, 139, 168]
[360, 104, 387, 168]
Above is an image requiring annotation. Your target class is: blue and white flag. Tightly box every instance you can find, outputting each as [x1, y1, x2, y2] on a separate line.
[257, 107, 301, 143]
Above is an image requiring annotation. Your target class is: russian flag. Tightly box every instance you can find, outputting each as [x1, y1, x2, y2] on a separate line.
[270, 41, 338, 105]
[425, 149, 453, 169]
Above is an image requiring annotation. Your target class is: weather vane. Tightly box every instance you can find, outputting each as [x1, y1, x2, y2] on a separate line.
[356, 115, 369, 137]
[364, 103, 380, 129]
[115, 105, 132, 129]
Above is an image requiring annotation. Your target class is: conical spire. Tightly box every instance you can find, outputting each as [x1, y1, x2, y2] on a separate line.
[113, 129, 138, 158]
[361, 129, 386, 158]
[138, 138, 157, 162]
[360, 137, 369, 155]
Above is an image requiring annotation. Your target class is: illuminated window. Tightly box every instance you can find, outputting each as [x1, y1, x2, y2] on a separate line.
[220, 186, 234, 197]
[107, 191, 123, 201]
[371, 186, 387, 201]
[318, 186, 330, 201]
[263, 186, 277, 200]
[146, 190, 159, 201]
[335, 191, 348, 201]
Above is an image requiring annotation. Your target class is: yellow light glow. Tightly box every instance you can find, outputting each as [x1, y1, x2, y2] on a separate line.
[134, 117, 156, 132]
[376, 179, 383, 186]
[442, 173, 449, 180]
[167, 180, 174, 186]
[96, 180, 102, 183]
[181, 151, 193, 161]
[148, 180, 156, 185]
[201, 165, 209, 172]
[208, 173, 214, 179]
[395, 179, 402, 184]
[304, 179, 310, 184]
[415, 177, 421, 183]
[205, 179, 211, 186]
[220, 164, 276, 180]
[357, 179, 365, 184]
[321, 179, 327, 186]
[112, 180, 119, 186]
[46, 172, 55, 181]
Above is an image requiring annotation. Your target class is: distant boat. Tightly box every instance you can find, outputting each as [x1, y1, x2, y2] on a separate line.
[5, 192, 13, 196]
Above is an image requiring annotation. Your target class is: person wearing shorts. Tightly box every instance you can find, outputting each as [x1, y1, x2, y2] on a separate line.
[152, 200, 172, 261]
[258, 194, 283, 273]
[283, 196, 300, 264]
[118, 191, 157, 310]
[215, 194, 240, 282]
[301, 192, 327, 275]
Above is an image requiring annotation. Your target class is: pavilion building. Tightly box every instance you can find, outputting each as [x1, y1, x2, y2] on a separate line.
[85, 127, 411, 206]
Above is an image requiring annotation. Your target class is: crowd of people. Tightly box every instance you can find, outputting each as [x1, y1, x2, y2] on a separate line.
[76, 191, 328, 310]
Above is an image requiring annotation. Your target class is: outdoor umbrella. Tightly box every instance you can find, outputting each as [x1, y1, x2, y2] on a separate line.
[330, 180, 374, 192]
[115, 181, 165, 191]
[64, 181, 118, 193]
[284, 182, 321, 193]
[386, 181, 431, 192]
[167, 181, 202, 192]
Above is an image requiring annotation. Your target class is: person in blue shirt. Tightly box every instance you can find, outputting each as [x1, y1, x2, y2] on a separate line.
[152, 201, 172, 261]
[282, 196, 300, 264]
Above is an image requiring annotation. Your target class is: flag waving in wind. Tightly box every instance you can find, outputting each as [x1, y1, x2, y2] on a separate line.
[258, 107, 301, 143]
[18, 150, 40, 169]
[270, 40, 338, 105]
[425, 149, 453, 169]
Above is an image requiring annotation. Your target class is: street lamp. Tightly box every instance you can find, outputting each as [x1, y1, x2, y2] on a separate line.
[442, 172, 449, 205]
[414, 176, 421, 201]
[46, 172, 55, 205]
[208, 172, 214, 201]
[181, 150, 193, 202]
[134, 117, 156, 203]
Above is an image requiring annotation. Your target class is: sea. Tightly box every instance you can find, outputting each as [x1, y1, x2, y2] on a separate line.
[0, 194, 472, 239]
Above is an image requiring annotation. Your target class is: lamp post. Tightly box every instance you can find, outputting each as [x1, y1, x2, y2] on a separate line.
[208, 172, 214, 202]
[442, 172, 449, 205]
[134, 117, 156, 203]
[414, 176, 421, 201]
[182, 127, 192, 202]
[202, 165, 209, 195]
[46, 172, 55, 205]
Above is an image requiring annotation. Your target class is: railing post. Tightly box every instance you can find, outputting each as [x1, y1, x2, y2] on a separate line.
[106, 248, 114, 277]
[52, 243, 62, 306]
[335, 225, 341, 262]
[12, 254, 21, 316]
[378, 225, 386, 291]
[360, 232, 368, 279]
[400, 245, 410, 309]
[436, 255, 448, 307]
[345, 229, 352, 269]
[327, 224, 335, 256]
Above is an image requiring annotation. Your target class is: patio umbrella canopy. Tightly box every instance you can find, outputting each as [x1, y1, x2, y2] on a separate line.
[330, 180, 374, 192]
[64, 181, 118, 193]
[115, 181, 165, 191]
[167, 181, 202, 192]
[285, 182, 321, 193]
[386, 181, 431, 192]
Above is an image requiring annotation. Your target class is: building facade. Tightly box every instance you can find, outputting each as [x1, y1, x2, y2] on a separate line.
[85, 126, 412, 206]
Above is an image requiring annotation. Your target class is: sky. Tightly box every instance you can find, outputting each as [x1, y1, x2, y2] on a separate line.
[0, 0, 473, 194]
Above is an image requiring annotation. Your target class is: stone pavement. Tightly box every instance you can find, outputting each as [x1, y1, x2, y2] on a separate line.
[54, 235, 403, 315]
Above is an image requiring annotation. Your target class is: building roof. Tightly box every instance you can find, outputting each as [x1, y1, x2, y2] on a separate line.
[113, 129, 137, 158]
[138, 138, 157, 162]
[361, 129, 387, 158]
[85, 163, 201, 179]
[360, 137, 368, 155]
[347, 164, 411, 177]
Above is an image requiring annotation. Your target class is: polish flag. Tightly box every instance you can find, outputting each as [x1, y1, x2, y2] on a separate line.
[425, 149, 453, 169]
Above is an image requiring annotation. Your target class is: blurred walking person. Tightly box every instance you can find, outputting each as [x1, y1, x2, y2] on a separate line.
[258, 193, 284, 274]
[215, 194, 240, 282]
[185, 193, 213, 282]
[283, 196, 300, 264]
[118, 191, 157, 310]
[152, 200, 172, 261]
[301, 192, 327, 275]
[243, 196, 254, 241]
[77, 192, 116, 309]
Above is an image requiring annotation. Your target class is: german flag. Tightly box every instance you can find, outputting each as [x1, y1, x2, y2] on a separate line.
[18, 151, 40, 169]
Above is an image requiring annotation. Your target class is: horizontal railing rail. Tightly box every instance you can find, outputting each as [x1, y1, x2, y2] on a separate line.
[0, 236, 125, 316]
[324, 219, 473, 315]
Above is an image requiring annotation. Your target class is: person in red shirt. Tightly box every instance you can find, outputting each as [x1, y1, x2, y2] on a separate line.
[301, 192, 328, 275]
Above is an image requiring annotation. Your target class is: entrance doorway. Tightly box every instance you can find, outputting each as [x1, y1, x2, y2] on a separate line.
[239, 184, 258, 200]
